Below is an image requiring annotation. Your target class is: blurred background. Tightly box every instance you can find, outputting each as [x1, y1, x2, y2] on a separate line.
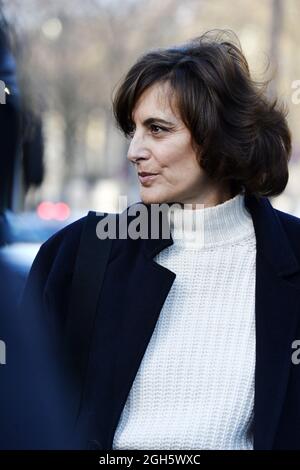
[0, 0, 300, 283]
[2, 0, 300, 220]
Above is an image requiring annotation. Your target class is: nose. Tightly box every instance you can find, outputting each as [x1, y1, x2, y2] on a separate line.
[127, 133, 151, 165]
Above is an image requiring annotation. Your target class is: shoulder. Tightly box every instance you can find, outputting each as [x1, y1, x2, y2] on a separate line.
[274, 207, 300, 256]
[21, 215, 88, 306]
[274, 207, 300, 232]
[40, 215, 87, 253]
[35, 210, 122, 279]
[30, 201, 167, 281]
[34, 215, 87, 277]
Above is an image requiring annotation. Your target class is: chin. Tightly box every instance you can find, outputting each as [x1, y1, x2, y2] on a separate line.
[140, 190, 167, 205]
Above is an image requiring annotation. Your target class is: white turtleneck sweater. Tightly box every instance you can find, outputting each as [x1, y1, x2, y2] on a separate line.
[112, 192, 256, 450]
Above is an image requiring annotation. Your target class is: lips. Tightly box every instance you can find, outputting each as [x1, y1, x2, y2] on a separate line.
[138, 172, 158, 184]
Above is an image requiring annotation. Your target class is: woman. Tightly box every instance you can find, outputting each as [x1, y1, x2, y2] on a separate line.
[19, 29, 300, 450]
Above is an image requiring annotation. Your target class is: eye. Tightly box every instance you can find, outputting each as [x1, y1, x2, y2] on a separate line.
[126, 123, 166, 139]
[149, 124, 166, 135]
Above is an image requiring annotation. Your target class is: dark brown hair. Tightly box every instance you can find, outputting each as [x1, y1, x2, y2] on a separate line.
[112, 29, 292, 198]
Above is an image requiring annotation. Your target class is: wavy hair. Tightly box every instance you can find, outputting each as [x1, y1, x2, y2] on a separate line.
[112, 29, 292, 198]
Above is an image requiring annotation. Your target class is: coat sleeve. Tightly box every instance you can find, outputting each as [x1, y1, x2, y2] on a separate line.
[19, 217, 86, 340]
[8, 217, 86, 449]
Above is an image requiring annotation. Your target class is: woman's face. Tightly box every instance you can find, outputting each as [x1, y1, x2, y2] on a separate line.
[127, 81, 231, 207]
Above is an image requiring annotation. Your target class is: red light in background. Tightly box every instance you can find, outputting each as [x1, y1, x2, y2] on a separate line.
[37, 201, 55, 220]
[55, 202, 70, 220]
[37, 202, 70, 221]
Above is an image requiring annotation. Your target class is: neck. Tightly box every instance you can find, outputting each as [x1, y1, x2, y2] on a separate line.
[168, 191, 254, 249]
[173, 186, 235, 210]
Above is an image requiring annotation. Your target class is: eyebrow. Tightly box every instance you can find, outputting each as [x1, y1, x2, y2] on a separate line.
[132, 117, 176, 127]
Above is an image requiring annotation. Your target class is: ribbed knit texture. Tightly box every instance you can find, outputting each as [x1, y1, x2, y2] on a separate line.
[112, 192, 256, 450]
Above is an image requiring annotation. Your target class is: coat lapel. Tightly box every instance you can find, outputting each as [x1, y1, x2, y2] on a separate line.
[82, 195, 300, 450]
[81, 207, 177, 449]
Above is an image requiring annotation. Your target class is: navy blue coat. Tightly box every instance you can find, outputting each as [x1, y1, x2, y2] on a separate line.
[17, 193, 300, 449]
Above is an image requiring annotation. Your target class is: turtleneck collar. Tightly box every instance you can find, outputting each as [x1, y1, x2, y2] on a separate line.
[168, 192, 255, 249]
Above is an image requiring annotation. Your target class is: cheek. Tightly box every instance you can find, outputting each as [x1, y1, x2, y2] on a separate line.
[163, 154, 202, 182]
[155, 145, 185, 173]
[154, 138, 202, 182]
